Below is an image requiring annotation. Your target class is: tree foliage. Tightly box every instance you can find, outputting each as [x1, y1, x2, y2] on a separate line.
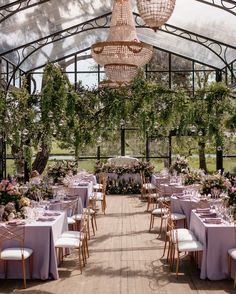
[1, 63, 235, 176]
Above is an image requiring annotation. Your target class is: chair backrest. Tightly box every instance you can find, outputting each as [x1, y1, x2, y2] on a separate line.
[61, 199, 78, 216]
[0, 224, 25, 251]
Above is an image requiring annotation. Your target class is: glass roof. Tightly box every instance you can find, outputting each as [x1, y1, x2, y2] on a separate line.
[0, 0, 236, 71]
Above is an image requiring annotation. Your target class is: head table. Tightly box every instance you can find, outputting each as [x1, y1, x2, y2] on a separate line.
[0, 211, 68, 280]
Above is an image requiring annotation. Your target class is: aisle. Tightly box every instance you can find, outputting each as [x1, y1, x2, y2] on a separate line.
[0, 195, 234, 294]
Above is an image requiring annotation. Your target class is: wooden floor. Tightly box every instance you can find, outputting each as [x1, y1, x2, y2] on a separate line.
[0, 195, 235, 294]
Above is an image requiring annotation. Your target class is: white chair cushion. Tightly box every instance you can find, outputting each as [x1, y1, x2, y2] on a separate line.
[55, 237, 81, 248]
[93, 184, 103, 190]
[95, 192, 103, 201]
[178, 240, 203, 252]
[148, 193, 158, 198]
[143, 183, 156, 190]
[67, 217, 76, 224]
[152, 208, 169, 215]
[73, 214, 82, 221]
[171, 213, 186, 221]
[168, 229, 196, 243]
[1, 248, 33, 260]
[61, 231, 81, 239]
[228, 248, 236, 259]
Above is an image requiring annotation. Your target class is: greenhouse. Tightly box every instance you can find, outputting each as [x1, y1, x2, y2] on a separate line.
[0, 0, 236, 293]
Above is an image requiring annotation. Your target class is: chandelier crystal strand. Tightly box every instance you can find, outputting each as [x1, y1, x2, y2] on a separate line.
[137, 0, 176, 32]
[91, 0, 153, 85]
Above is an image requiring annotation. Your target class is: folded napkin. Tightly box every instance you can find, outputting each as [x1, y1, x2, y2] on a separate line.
[196, 208, 211, 213]
[37, 217, 55, 222]
[7, 220, 25, 226]
[77, 182, 89, 186]
[199, 212, 217, 218]
[203, 218, 222, 224]
[43, 212, 60, 217]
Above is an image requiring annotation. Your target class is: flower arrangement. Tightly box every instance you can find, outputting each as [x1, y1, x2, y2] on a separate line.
[201, 174, 230, 195]
[47, 160, 78, 184]
[25, 181, 53, 201]
[0, 180, 30, 221]
[95, 161, 154, 178]
[183, 169, 204, 185]
[228, 186, 236, 206]
[169, 156, 189, 175]
[95, 160, 154, 194]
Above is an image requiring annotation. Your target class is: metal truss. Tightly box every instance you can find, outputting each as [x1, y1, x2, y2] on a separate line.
[1, 12, 235, 90]
[196, 0, 236, 17]
[0, 0, 50, 25]
[134, 13, 235, 77]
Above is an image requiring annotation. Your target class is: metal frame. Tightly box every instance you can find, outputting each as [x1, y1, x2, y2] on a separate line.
[196, 0, 236, 17]
[1, 11, 235, 90]
[0, 0, 50, 25]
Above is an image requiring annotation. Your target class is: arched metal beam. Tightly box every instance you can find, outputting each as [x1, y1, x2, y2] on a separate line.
[0, 0, 50, 24]
[195, 0, 236, 17]
[26, 44, 218, 75]
[134, 13, 235, 76]
[2, 12, 235, 90]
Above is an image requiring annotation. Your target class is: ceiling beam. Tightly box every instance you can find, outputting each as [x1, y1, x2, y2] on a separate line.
[195, 0, 236, 17]
[0, 0, 50, 25]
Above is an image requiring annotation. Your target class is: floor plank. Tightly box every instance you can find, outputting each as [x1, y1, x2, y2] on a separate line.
[0, 195, 234, 294]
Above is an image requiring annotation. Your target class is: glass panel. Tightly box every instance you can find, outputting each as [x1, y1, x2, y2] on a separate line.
[171, 55, 192, 71]
[77, 55, 98, 72]
[125, 129, 145, 158]
[146, 72, 169, 86]
[4, 29, 108, 71]
[147, 50, 169, 71]
[194, 71, 216, 90]
[171, 72, 193, 90]
[77, 73, 98, 89]
[137, 28, 227, 69]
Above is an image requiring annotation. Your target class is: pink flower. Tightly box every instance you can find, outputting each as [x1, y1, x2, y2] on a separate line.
[1, 180, 9, 186]
[6, 183, 14, 191]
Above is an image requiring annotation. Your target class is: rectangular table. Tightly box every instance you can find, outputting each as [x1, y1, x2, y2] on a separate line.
[190, 210, 236, 280]
[0, 212, 68, 280]
[67, 181, 93, 207]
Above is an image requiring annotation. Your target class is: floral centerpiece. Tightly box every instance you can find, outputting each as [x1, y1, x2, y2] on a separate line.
[25, 178, 53, 201]
[95, 160, 154, 177]
[201, 174, 230, 196]
[0, 180, 30, 221]
[169, 156, 189, 175]
[95, 160, 155, 194]
[47, 160, 78, 184]
[183, 169, 204, 185]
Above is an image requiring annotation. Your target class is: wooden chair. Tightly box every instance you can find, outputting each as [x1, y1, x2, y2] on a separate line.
[168, 218, 203, 277]
[93, 174, 107, 214]
[93, 172, 107, 192]
[0, 224, 33, 289]
[55, 214, 89, 274]
[61, 198, 79, 231]
[140, 171, 156, 202]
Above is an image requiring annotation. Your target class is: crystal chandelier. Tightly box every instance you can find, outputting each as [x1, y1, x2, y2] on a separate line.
[91, 0, 153, 85]
[137, 0, 176, 31]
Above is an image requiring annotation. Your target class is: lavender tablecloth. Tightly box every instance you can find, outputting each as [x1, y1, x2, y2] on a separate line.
[67, 181, 93, 207]
[190, 210, 236, 280]
[52, 181, 93, 208]
[171, 196, 196, 228]
[0, 212, 68, 280]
